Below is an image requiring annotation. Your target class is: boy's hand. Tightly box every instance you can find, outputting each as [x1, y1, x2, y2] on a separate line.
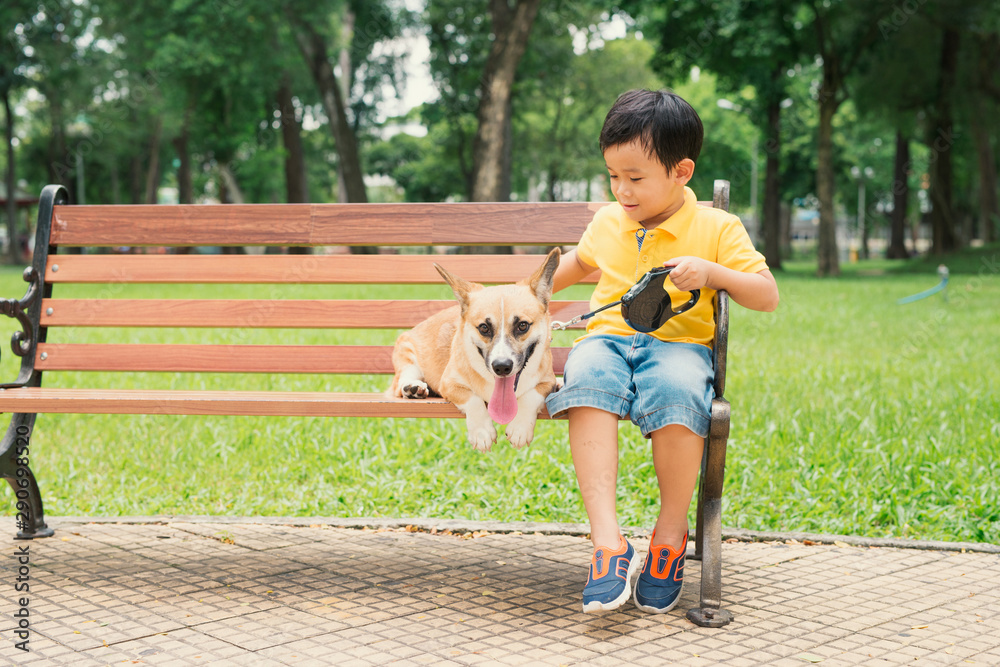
[663, 257, 715, 291]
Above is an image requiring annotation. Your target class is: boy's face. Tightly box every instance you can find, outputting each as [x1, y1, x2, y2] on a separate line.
[604, 139, 694, 228]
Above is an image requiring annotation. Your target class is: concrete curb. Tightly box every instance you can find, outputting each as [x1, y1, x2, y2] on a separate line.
[36, 515, 1000, 554]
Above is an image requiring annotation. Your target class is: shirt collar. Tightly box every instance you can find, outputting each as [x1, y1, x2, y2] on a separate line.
[616, 187, 697, 239]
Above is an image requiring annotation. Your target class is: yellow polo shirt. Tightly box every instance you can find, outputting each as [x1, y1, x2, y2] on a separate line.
[576, 187, 767, 348]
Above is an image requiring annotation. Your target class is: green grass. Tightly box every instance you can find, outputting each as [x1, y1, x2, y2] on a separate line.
[1, 253, 998, 544]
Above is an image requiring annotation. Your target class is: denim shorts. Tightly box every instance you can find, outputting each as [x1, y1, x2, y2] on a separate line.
[545, 334, 715, 438]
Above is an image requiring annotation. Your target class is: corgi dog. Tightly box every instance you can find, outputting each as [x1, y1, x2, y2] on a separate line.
[388, 248, 561, 451]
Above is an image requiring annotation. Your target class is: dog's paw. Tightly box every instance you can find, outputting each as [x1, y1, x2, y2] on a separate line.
[401, 381, 429, 399]
[504, 416, 537, 450]
[553, 377, 564, 392]
[467, 424, 497, 452]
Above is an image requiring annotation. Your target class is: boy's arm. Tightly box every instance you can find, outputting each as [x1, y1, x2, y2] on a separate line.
[552, 248, 598, 294]
[664, 256, 779, 312]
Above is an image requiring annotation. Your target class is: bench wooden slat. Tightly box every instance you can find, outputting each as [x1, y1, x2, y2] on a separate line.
[0, 387, 484, 417]
[51, 202, 599, 247]
[50, 201, 715, 247]
[41, 299, 591, 329]
[34, 343, 573, 374]
[44, 255, 602, 285]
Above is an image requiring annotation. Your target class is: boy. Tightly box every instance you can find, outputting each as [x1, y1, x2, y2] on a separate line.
[546, 89, 778, 614]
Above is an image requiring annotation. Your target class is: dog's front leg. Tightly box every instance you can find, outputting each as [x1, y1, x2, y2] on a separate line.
[458, 397, 497, 452]
[504, 388, 547, 449]
[442, 376, 497, 452]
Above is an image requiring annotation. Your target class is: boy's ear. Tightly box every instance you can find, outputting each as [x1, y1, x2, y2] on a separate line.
[673, 158, 696, 185]
[434, 263, 481, 316]
[526, 247, 561, 307]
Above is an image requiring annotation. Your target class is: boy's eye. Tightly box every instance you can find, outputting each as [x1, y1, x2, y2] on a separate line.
[630, 177, 642, 182]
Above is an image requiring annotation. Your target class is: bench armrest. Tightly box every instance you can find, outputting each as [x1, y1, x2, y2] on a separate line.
[712, 289, 728, 400]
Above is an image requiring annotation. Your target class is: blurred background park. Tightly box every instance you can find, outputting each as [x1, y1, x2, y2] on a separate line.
[1, 0, 998, 269]
[0, 1, 997, 543]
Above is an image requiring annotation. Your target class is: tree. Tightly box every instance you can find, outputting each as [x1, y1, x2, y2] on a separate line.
[288, 7, 367, 205]
[469, 0, 542, 203]
[1, 2, 32, 263]
[860, 0, 999, 254]
[632, 0, 807, 270]
[804, 0, 888, 275]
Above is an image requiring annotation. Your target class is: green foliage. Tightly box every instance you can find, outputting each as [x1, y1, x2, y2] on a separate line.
[514, 34, 661, 200]
[3, 0, 998, 257]
[367, 124, 470, 202]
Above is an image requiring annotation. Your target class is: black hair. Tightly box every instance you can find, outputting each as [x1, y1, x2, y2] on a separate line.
[599, 89, 704, 173]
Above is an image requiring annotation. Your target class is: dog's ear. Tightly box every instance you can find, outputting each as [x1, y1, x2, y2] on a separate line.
[434, 263, 481, 316]
[527, 247, 561, 307]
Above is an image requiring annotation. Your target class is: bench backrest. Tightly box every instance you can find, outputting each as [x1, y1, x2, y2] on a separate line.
[18, 182, 730, 399]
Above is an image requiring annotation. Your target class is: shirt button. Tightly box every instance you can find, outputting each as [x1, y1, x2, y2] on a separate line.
[641, 255, 649, 262]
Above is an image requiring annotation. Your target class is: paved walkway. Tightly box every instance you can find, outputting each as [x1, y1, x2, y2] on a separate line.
[1, 517, 999, 666]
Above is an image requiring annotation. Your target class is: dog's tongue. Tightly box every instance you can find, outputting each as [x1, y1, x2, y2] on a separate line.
[488, 375, 518, 424]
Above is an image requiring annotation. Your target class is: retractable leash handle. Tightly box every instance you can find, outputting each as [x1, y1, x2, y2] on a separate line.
[551, 266, 700, 332]
[621, 266, 700, 333]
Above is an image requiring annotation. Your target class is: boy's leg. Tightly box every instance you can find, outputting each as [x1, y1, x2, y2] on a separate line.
[570, 406, 639, 613]
[567, 406, 622, 549]
[632, 423, 703, 614]
[626, 338, 713, 614]
[650, 424, 704, 549]
[547, 335, 639, 612]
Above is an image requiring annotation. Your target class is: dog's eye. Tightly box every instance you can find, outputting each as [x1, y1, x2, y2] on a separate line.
[478, 323, 492, 337]
[516, 320, 530, 333]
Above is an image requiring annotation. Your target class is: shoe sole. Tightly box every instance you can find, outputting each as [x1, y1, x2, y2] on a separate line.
[581, 553, 640, 613]
[633, 579, 683, 614]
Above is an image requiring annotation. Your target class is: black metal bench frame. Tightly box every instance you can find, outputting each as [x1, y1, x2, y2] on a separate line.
[0, 182, 734, 627]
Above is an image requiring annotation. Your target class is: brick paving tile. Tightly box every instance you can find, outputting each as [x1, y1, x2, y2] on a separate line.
[2, 518, 999, 665]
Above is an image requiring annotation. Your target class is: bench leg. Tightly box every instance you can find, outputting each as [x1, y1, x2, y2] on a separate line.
[686, 398, 733, 628]
[0, 414, 54, 539]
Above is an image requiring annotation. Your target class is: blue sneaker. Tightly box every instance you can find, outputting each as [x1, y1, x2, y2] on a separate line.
[634, 532, 687, 614]
[582, 536, 638, 613]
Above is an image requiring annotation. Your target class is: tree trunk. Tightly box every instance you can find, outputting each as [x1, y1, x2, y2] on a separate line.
[972, 97, 998, 244]
[762, 96, 782, 270]
[336, 8, 355, 207]
[277, 74, 308, 205]
[110, 158, 121, 205]
[219, 163, 246, 255]
[859, 179, 870, 260]
[47, 102, 71, 198]
[928, 27, 960, 255]
[144, 116, 163, 204]
[4, 89, 17, 265]
[887, 130, 910, 259]
[219, 162, 245, 204]
[173, 111, 193, 205]
[289, 15, 375, 254]
[129, 154, 143, 204]
[292, 21, 366, 204]
[48, 95, 83, 254]
[277, 72, 311, 255]
[816, 94, 840, 277]
[172, 109, 195, 255]
[470, 0, 542, 203]
[780, 201, 792, 260]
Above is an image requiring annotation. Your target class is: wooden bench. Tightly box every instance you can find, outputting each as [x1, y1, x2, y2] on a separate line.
[0, 181, 735, 627]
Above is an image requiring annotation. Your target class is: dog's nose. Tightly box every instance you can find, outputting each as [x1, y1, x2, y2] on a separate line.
[492, 358, 514, 376]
